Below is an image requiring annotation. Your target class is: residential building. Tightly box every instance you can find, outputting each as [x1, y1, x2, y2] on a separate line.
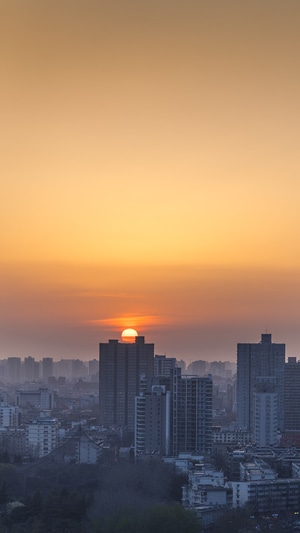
[172, 368, 212, 455]
[16, 388, 54, 410]
[26, 417, 59, 458]
[253, 377, 278, 447]
[0, 405, 20, 427]
[182, 465, 232, 508]
[285, 357, 300, 431]
[23, 356, 39, 381]
[229, 478, 300, 513]
[135, 384, 170, 457]
[99, 336, 154, 432]
[187, 360, 207, 376]
[41, 357, 53, 380]
[154, 355, 176, 377]
[7, 357, 21, 383]
[236, 333, 285, 434]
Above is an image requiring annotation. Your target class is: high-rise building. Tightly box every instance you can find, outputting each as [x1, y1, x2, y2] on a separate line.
[187, 360, 207, 376]
[23, 356, 39, 381]
[7, 357, 21, 383]
[154, 355, 176, 377]
[135, 385, 170, 457]
[236, 333, 285, 434]
[41, 358, 53, 381]
[284, 357, 300, 431]
[99, 336, 154, 432]
[253, 377, 278, 447]
[171, 368, 213, 455]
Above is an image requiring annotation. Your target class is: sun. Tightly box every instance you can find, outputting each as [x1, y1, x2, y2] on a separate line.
[121, 328, 138, 343]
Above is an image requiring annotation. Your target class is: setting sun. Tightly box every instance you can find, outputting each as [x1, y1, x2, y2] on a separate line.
[121, 329, 139, 343]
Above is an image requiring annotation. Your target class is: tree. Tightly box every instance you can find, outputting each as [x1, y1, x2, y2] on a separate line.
[94, 504, 201, 533]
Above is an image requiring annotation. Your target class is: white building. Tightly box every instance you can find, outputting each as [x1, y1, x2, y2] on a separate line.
[16, 388, 54, 410]
[182, 464, 232, 508]
[229, 478, 300, 513]
[26, 418, 59, 458]
[182, 463, 232, 529]
[76, 430, 100, 464]
[212, 427, 252, 446]
[0, 405, 20, 427]
[240, 459, 277, 482]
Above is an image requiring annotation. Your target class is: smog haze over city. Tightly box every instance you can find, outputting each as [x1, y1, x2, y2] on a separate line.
[1, 0, 300, 362]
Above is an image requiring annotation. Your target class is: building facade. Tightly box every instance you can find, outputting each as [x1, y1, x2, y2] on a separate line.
[172, 368, 213, 455]
[16, 388, 54, 410]
[26, 417, 59, 458]
[135, 385, 170, 457]
[99, 336, 154, 432]
[237, 333, 285, 434]
[285, 357, 300, 431]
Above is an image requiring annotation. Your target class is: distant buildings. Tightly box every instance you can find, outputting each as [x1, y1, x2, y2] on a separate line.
[237, 333, 285, 439]
[42, 357, 54, 380]
[0, 357, 98, 383]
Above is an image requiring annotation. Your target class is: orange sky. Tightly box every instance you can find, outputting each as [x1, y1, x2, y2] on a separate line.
[1, 0, 300, 360]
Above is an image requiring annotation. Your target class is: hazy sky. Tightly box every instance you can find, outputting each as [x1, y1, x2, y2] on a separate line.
[1, 0, 300, 361]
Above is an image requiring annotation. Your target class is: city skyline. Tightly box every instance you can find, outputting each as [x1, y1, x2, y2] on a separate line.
[1, 1, 300, 361]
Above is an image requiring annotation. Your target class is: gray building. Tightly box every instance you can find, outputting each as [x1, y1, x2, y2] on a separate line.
[172, 368, 212, 455]
[135, 385, 170, 457]
[41, 357, 53, 380]
[99, 336, 154, 432]
[237, 333, 285, 433]
[285, 357, 300, 431]
[154, 354, 176, 377]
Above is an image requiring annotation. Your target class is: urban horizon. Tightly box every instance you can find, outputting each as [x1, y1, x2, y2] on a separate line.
[0, 329, 298, 365]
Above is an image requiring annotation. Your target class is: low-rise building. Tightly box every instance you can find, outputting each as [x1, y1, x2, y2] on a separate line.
[228, 478, 300, 513]
[16, 388, 54, 410]
[0, 405, 20, 427]
[26, 417, 59, 458]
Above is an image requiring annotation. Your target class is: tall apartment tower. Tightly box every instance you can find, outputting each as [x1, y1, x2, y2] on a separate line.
[135, 385, 170, 457]
[41, 358, 53, 381]
[284, 357, 300, 431]
[171, 368, 213, 455]
[99, 336, 154, 432]
[237, 333, 285, 434]
[23, 356, 39, 381]
[253, 377, 278, 447]
[7, 357, 21, 383]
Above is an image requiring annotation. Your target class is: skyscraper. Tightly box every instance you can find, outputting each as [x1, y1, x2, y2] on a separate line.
[135, 384, 170, 457]
[171, 368, 213, 455]
[284, 357, 300, 431]
[253, 377, 278, 447]
[99, 336, 154, 432]
[41, 357, 53, 381]
[237, 333, 285, 434]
